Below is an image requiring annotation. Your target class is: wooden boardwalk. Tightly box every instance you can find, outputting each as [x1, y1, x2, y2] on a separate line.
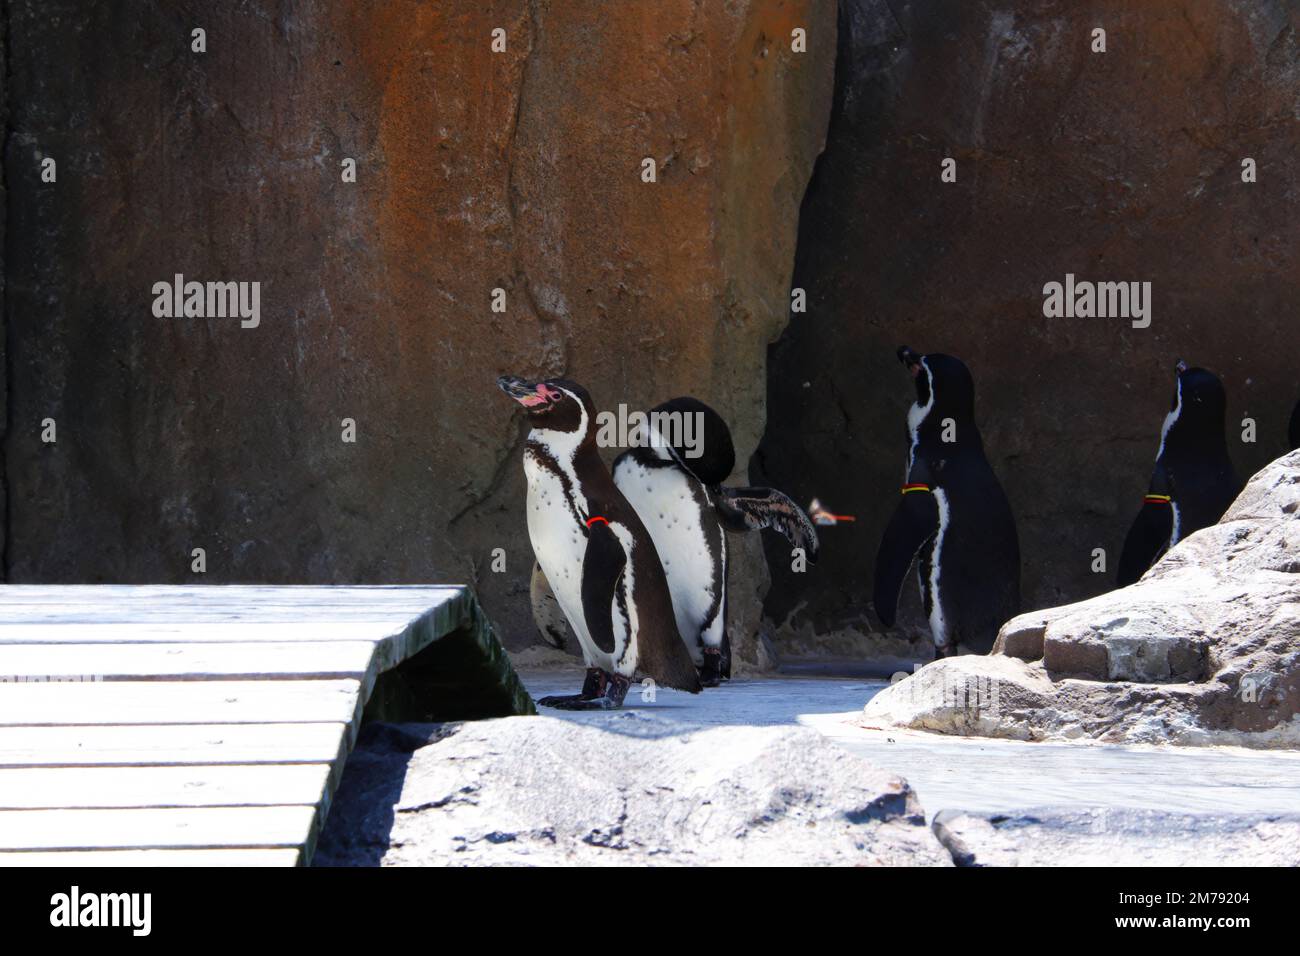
[0, 585, 531, 866]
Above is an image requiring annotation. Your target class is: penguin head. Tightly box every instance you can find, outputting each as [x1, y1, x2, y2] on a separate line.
[1160, 360, 1227, 453]
[897, 346, 975, 423]
[643, 396, 736, 486]
[497, 375, 597, 443]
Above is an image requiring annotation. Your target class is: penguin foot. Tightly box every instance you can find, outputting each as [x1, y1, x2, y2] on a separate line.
[543, 695, 618, 711]
[537, 693, 595, 708]
[698, 647, 727, 688]
[538, 671, 630, 710]
[580, 667, 608, 699]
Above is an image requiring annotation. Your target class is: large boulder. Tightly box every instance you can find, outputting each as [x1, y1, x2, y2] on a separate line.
[862, 451, 1300, 748]
[934, 808, 1300, 867]
[314, 714, 952, 866]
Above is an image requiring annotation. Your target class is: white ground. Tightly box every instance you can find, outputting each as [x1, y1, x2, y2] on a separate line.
[519, 669, 1300, 821]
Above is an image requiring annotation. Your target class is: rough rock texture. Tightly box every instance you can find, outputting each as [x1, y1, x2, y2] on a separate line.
[313, 715, 952, 866]
[2, 2, 835, 664]
[934, 807, 1300, 867]
[0, 2, 7, 566]
[862, 451, 1300, 747]
[758, 0, 1300, 657]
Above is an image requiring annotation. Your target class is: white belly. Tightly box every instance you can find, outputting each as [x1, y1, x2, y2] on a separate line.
[523, 456, 619, 671]
[614, 457, 722, 661]
[927, 488, 951, 648]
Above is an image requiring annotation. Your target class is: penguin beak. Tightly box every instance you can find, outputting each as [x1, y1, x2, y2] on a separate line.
[897, 346, 923, 378]
[497, 375, 554, 409]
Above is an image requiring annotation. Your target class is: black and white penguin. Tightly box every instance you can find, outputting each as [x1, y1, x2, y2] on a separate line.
[873, 347, 1020, 657]
[1289, 398, 1299, 451]
[498, 375, 701, 708]
[1117, 361, 1241, 586]
[611, 397, 819, 686]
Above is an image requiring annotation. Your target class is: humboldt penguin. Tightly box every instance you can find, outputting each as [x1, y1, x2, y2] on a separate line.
[498, 375, 701, 708]
[873, 347, 1020, 657]
[1117, 361, 1241, 586]
[611, 397, 818, 686]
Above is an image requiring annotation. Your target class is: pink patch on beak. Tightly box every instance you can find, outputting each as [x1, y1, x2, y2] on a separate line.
[518, 394, 546, 407]
[909, 363, 921, 378]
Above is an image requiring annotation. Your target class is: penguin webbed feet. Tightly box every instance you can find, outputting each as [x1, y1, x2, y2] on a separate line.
[698, 646, 728, 688]
[537, 671, 631, 711]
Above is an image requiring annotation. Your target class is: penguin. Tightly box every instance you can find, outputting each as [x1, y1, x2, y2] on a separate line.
[1117, 361, 1241, 586]
[1289, 398, 1299, 451]
[529, 561, 568, 650]
[611, 397, 819, 686]
[873, 347, 1020, 657]
[498, 375, 702, 708]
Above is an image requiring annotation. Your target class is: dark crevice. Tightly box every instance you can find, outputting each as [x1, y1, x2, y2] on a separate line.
[1, 0, 13, 582]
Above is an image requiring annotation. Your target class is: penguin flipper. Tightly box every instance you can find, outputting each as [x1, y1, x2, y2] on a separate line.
[580, 522, 628, 654]
[1117, 501, 1174, 586]
[529, 561, 569, 650]
[872, 491, 939, 628]
[713, 487, 821, 562]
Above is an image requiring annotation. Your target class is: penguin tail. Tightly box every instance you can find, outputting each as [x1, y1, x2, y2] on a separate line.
[637, 628, 704, 694]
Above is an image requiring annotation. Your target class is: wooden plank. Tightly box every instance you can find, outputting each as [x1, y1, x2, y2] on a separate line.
[0, 622, 417, 644]
[0, 584, 461, 601]
[0, 584, 509, 865]
[0, 641, 377, 681]
[0, 848, 301, 866]
[0, 722, 350, 767]
[0, 764, 333, 809]
[0, 585, 462, 622]
[0, 679, 362, 726]
[0, 806, 317, 851]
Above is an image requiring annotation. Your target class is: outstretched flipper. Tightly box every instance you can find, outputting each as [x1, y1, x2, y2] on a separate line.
[714, 486, 821, 562]
[529, 561, 569, 650]
[1116, 496, 1174, 586]
[872, 488, 939, 627]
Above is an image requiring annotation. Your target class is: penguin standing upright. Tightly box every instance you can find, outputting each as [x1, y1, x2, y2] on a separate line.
[498, 376, 702, 708]
[612, 397, 819, 685]
[873, 347, 1020, 657]
[1117, 361, 1241, 586]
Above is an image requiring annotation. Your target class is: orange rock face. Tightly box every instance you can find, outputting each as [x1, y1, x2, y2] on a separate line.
[4, 2, 834, 660]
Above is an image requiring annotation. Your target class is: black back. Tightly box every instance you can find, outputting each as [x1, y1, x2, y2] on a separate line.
[1117, 364, 1241, 586]
[874, 350, 1020, 654]
[1160, 366, 1240, 527]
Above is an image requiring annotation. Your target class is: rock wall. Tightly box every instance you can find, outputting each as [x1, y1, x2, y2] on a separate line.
[758, 0, 1300, 658]
[2, 1, 835, 657]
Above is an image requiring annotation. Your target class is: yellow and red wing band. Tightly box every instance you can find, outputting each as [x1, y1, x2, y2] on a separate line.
[1143, 494, 1172, 505]
[586, 515, 610, 528]
[900, 483, 931, 495]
